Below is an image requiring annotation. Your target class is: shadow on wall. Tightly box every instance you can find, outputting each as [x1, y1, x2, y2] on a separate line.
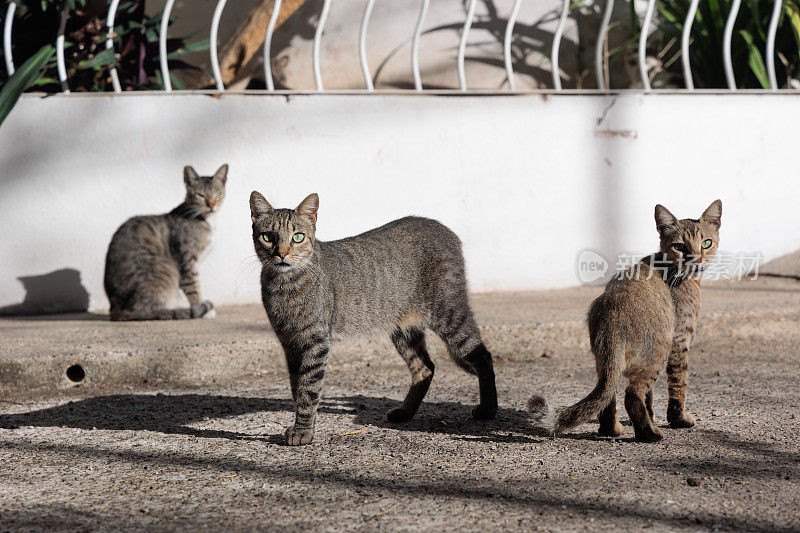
[248, 0, 587, 90]
[0, 268, 90, 316]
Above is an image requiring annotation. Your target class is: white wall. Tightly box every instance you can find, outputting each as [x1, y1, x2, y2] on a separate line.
[1, 92, 799, 312]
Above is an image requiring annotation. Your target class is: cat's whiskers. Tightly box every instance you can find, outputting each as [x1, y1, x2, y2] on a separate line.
[235, 254, 265, 290]
[184, 205, 208, 220]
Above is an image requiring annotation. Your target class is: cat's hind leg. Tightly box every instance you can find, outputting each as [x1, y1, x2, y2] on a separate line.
[597, 394, 624, 437]
[624, 371, 663, 443]
[430, 308, 497, 421]
[645, 388, 655, 423]
[386, 326, 434, 423]
[112, 287, 211, 320]
[461, 344, 498, 420]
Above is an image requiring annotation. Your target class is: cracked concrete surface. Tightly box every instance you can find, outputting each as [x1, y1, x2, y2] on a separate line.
[0, 277, 799, 531]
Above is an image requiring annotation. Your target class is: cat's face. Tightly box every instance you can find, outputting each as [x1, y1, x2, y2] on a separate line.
[655, 200, 721, 272]
[184, 164, 228, 215]
[250, 192, 319, 274]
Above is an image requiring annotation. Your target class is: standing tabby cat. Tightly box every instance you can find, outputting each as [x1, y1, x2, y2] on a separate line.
[250, 191, 498, 445]
[528, 200, 721, 442]
[104, 165, 228, 321]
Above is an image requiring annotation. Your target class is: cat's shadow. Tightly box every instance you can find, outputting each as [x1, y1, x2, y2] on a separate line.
[0, 268, 92, 318]
[0, 393, 547, 445]
[340, 394, 543, 443]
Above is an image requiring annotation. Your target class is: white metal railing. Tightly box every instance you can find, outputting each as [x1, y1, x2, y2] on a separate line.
[312, 0, 332, 91]
[766, 0, 782, 90]
[723, 0, 742, 90]
[411, 0, 429, 91]
[594, 0, 614, 90]
[1, 0, 794, 93]
[209, 0, 229, 91]
[503, 0, 522, 90]
[638, 0, 656, 91]
[551, 0, 570, 90]
[55, 0, 69, 94]
[681, 0, 701, 90]
[106, 0, 121, 93]
[359, 0, 376, 91]
[160, 0, 177, 91]
[3, 0, 16, 76]
[457, 0, 477, 91]
[264, 0, 283, 90]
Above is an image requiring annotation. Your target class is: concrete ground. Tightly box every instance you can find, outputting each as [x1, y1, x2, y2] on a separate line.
[1, 277, 799, 531]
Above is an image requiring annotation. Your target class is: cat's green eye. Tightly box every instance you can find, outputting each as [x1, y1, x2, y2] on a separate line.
[261, 234, 272, 244]
[702, 239, 713, 249]
[292, 233, 305, 243]
[672, 242, 687, 252]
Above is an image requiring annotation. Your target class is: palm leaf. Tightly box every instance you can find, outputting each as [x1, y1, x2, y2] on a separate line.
[0, 45, 55, 128]
[739, 29, 770, 87]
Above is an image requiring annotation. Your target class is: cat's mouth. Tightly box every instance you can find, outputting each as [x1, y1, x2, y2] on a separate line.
[274, 260, 291, 268]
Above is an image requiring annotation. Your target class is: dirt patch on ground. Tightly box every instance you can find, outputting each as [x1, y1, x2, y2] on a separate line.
[1, 278, 798, 531]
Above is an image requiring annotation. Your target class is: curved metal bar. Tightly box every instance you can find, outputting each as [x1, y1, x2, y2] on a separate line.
[264, 0, 283, 90]
[504, 0, 522, 90]
[359, 0, 375, 91]
[313, 0, 331, 91]
[681, 0, 700, 90]
[638, 0, 655, 91]
[551, 0, 569, 90]
[56, 0, 70, 94]
[106, 0, 122, 92]
[159, 0, 176, 91]
[766, 0, 782, 90]
[595, 0, 613, 90]
[210, 0, 229, 91]
[411, 0, 430, 91]
[4, 1, 17, 76]
[723, 0, 742, 90]
[457, 0, 477, 91]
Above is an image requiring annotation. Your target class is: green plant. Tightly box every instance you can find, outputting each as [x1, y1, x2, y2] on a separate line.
[0, 44, 54, 125]
[655, 0, 800, 88]
[0, 0, 208, 126]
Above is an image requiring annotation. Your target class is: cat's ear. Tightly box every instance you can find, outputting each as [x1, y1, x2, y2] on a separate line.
[700, 199, 722, 229]
[654, 204, 678, 235]
[250, 191, 273, 222]
[295, 193, 319, 224]
[183, 166, 200, 187]
[213, 164, 229, 185]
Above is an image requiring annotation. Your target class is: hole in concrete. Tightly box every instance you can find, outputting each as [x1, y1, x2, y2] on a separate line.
[66, 364, 85, 383]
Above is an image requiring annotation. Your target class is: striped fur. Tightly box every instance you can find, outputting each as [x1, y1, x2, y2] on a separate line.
[528, 200, 721, 442]
[250, 192, 497, 445]
[104, 165, 228, 321]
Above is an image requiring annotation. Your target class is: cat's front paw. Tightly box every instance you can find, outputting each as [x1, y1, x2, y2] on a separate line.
[284, 425, 314, 446]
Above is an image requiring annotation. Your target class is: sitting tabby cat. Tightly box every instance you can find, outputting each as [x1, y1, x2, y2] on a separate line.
[250, 191, 498, 445]
[104, 165, 228, 321]
[528, 200, 721, 442]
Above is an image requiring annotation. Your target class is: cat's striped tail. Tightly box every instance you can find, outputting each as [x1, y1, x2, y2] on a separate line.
[110, 301, 213, 321]
[527, 345, 624, 435]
